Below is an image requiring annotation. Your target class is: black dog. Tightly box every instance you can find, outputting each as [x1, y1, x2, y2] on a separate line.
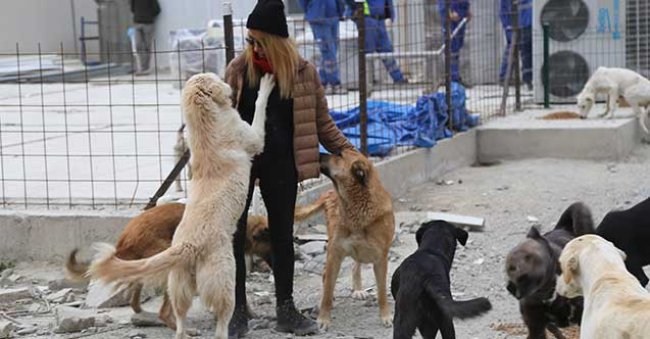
[505, 202, 595, 339]
[597, 197, 650, 287]
[391, 220, 492, 339]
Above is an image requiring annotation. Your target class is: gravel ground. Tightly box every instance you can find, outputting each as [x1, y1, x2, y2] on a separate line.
[3, 145, 650, 339]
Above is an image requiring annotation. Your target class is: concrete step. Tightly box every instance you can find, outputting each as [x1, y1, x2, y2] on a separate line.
[477, 108, 641, 162]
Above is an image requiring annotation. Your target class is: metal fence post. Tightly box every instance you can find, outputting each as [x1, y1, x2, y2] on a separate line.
[223, 2, 235, 65]
[356, 0, 368, 155]
[444, 0, 453, 131]
[512, 0, 522, 111]
[543, 22, 550, 108]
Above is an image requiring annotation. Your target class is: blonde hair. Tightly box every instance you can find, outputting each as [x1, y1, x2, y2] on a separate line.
[246, 29, 300, 99]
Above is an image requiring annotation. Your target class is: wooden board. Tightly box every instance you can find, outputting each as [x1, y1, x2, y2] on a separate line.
[426, 212, 485, 232]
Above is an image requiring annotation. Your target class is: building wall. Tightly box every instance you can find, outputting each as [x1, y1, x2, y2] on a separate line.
[0, 0, 98, 54]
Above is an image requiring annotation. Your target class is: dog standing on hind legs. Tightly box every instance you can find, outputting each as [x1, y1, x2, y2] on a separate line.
[88, 73, 275, 339]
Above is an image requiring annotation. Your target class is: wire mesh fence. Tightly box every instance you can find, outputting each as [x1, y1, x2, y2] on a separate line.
[0, 0, 533, 210]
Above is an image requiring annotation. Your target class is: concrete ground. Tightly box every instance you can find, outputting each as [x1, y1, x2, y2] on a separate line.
[2, 142, 650, 339]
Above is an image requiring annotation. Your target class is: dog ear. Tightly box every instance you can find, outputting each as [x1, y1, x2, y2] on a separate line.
[527, 226, 542, 239]
[415, 222, 434, 246]
[209, 80, 233, 106]
[455, 227, 469, 246]
[563, 257, 579, 284]
[351, 160, 370, 187]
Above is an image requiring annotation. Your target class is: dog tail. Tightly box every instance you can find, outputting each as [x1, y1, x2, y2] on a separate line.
[554, 202, 596, 236]
[425, 284, 492, 319]
[293, 191, 331, 222]
[65, 249, 90, 282]
[88, 242, 196, 285]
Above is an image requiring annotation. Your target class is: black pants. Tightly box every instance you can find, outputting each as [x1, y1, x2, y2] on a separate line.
[233, 153, 298, 307]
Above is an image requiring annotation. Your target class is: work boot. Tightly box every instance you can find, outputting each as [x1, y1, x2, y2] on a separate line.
[228, 305, 249, 339]
[275, 299, 319, 336]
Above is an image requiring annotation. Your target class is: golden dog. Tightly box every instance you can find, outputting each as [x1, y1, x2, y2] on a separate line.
[309, 150, 395, 330]
[556, 234, 650, 339]
[88, 73, 275, 339]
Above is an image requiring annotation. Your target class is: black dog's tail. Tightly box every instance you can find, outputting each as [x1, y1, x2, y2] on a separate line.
[554, 202, 596, 236]
[425, 284, 492, 319]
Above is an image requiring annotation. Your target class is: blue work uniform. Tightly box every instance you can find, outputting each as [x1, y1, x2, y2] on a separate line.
[438, 0, 470, 82]
[299, 0, 346, 86]
[346, 0, 406, 83]
[499, 0, 532, 85]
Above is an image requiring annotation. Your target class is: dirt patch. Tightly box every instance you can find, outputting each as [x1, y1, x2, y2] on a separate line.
[539, 111, 582, 120]
[491, 323, 580, 338]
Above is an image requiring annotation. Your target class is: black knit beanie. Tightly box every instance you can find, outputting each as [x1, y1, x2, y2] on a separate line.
[246, 0, 289, 38]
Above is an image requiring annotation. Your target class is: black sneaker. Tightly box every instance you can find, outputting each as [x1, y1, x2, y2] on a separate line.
[275, 299, 319, 336]
[228, 305, 249, 339]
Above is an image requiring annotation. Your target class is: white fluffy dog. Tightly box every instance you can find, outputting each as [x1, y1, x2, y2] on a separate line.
[556, 234, 650, 339]
[89, 73, 275, 339]
[577, 67, 650, 133]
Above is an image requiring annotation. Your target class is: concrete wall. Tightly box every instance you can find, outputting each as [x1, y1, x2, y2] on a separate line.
[0, 0, 98, 54]
[0, 131, 477, 262]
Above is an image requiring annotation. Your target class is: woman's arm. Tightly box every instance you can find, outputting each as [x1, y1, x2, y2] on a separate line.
[309, 66, 355, 153]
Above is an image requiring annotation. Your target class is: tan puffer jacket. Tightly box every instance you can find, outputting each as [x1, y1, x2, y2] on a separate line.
[225, 54, 355, 181]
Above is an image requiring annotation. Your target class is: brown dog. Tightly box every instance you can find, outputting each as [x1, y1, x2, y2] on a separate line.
[66, 202, 274, 329]
[310, 150, 395, 330]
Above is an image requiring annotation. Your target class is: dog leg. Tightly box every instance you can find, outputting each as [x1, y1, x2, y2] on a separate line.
[435, 316, 455, 339]
[546, 324, 567, 339]
[373, 255, 392, 327]
[351, 261, 368, 300]
[129, 282, 143, 314]
[158, 291, 177, 330]
[197, 253, 235, 339]
[168, 268, 194, 339]
[635, 105, 650, 135]
[244, 74, 275, 155]
[521, 303, 548, 339]
[605, 88, 618, 119]
[317, 251, 344, 330]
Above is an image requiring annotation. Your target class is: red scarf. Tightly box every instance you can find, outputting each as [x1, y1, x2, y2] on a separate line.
[252, 53, 273, 74]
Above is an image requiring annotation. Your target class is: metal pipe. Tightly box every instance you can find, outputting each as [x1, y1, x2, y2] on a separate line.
[223, 2, 235, 65]
[355, 0, 368, 156]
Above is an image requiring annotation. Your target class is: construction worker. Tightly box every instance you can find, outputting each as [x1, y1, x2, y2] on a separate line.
[499, 0, 533, 90]
[346, 0, 408, 84]
[438, 0, 471, 86]
[299, 0, 347, 94]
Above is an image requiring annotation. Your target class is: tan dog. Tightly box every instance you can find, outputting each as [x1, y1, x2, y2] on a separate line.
[311, 150, 395, 330]
[556, 234, 650, 339]
[65, 203, 274, 329]
[88, 73, 275, 339]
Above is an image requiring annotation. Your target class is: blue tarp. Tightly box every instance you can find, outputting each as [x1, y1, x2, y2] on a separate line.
[323, 82, 478, 156]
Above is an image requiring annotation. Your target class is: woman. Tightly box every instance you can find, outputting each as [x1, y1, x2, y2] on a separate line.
[224, 0, 355, 337]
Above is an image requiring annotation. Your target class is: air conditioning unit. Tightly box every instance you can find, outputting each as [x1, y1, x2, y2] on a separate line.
[626, 0, 650, 77]
[533, 0, 626, 103]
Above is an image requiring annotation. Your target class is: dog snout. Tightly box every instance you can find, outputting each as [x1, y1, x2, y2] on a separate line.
[506, 282, 518, 298]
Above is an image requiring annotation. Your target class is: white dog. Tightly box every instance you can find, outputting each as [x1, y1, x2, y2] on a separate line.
[556, 234, 650, 339]
[577, 67, 650, 133]
[89, 73, 275, 339]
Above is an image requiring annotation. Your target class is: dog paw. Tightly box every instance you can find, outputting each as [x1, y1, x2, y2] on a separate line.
[316, 317, 331, 331]
[257, 74, 276, 99]
[351, 290, 368, 300]
[380, 314, 393, 328]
